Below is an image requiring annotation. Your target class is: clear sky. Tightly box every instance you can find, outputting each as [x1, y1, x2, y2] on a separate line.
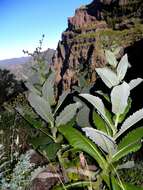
[0, 0, 91, 60]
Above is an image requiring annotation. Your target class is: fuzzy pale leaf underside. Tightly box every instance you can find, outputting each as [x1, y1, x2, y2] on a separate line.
[105, 50, 118, 68]
[42, 75, 55, 106]
[111, 82, 130, 115]
[117, 54, 129, 81]
[115, 109, 143, 139]
[129, 78, 143, 90]
[56, 102, 82, 127]
[82, 127, 116, 154]
[96, 67, 119, 88]
[28, 92, 54, 125]
[80, 94, 113, 130]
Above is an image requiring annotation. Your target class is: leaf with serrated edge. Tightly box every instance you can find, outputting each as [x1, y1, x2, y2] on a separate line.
[117, 161, 134, 170]
[96, 91, 110, 103]
[105, 50, 118, 68]
[115, 109, 143, 139]
[54, 90, 70, 114]
[80, 94, 113, 131]
[93, 111, 110, 134]
[56, 102, 82, 127]
[58, 124, 107, 169]
[123, 182, 143, 190]
[25, 82, 41, 95]
[112, 141, 141, 162]
[42, 78, 55, 106]
[96, 67, 119, 88]
[77, 105, 91, 128]
[113, 127, 143, 162]
[111, 82, 130, 115]
[28, 92, 54, 125]
[118, 127, 143, 149]
[117, 54, 129, 81]
[82, 127, 116, 154]
[129, 78, 143, 90]
[115, 98, 132, 124]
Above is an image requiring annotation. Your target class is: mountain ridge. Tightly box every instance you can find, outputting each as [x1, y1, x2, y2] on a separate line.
[0, 49, 55, 80]
[53, 0, 143, 92]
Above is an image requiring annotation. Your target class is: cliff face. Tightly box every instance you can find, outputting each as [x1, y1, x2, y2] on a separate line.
[53, 0, 143, 92]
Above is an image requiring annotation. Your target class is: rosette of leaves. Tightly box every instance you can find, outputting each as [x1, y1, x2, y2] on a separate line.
[58, 51, 143, 189]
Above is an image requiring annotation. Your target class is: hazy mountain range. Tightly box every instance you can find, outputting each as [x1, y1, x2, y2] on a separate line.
[0, 49, 55, 80]
[0, 56, 31, 66]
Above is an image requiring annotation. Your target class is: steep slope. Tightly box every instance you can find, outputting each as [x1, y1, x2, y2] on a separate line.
[53, 0, 143, 92]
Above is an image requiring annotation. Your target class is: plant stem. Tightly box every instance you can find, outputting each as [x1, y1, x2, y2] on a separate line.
[115, 114, 120, 129]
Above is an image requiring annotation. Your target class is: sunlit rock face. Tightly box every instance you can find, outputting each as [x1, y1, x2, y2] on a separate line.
[53, 0, 143, 94]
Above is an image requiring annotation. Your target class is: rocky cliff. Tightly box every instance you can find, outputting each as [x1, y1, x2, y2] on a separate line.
[53, 0, 143, 93]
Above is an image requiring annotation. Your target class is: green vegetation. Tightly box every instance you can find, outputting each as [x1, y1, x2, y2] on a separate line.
[74, 23, 143, 47]
[0, 37, 143, 190]
[98, 24, 143, 48]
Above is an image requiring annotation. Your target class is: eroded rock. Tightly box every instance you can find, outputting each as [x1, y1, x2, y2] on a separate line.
[53, 0, 143, 94]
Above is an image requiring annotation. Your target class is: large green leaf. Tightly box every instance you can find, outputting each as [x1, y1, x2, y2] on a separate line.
[123, 183, 143, 190]
[105, 50, 118, 68]
[118, 127, 143, 149]
[93, 111, 112, 136]
[112, 141, 141, 162]
[58, 124, 107, 169]
[82, 127, 116, 155]
[111, 82, 130, 115]
[112, 128, 143, 162]
[96, 67, 119, 88]
[111, 176, 121, 190]
[55, 102, 81, 127]
[93, 111, 108, 133]
[42, 73, 55, 106]
[30, 135, 53, 149]
[28, 92, 54, 125]
[115, 109, 143, 139]
[117, 54, 129, 81]
[41, 142, 61, 160]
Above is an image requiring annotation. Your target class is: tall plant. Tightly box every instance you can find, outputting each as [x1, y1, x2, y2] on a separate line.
[17, 37, 82, 161]
[58, 50, 143, 190]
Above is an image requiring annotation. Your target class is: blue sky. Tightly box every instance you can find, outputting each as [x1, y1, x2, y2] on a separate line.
[0, 0, 91, 60]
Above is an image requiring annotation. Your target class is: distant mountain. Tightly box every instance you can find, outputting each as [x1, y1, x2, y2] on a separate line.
[0, 49, 55, 80]
[0, 57, 31, 67]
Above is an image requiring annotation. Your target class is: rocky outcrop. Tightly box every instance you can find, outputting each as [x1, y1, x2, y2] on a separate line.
[68, 6, 97, 29]
[53, 0, 143, 93]
[30, 166, 61, 190]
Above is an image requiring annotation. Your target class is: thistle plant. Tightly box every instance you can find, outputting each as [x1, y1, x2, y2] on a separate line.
[58, 50, 143, 190]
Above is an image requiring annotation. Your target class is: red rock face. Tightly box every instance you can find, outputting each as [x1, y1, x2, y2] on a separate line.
[68, 8, 97, 29]
[53, 4, 107, 93]
[53, 0, 143, 94]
